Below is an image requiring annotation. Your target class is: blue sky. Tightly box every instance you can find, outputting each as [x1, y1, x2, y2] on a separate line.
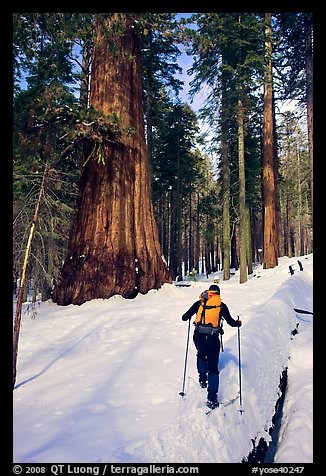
[16, 13, 207, 115]
[174, 13, 206, 112]
[173, 13, 211, 141]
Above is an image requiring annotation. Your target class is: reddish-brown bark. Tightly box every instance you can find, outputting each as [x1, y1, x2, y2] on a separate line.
[263, 13, 278, 269]
[53, 14, 171, 305]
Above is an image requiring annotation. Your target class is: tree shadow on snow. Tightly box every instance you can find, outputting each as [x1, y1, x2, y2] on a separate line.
[218, 347, 242, 371]
[14, 323, 104, 389]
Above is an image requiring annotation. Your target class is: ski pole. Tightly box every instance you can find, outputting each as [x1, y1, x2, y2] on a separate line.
[179, 318, 191, 398]
[220, 318, 224, 352]
[237, 315, 244, 414]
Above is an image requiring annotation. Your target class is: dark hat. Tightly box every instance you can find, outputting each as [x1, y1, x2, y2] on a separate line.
[209, 284, 220, 294]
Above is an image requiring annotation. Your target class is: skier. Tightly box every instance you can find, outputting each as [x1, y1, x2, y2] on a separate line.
[182, 284, 242, 410]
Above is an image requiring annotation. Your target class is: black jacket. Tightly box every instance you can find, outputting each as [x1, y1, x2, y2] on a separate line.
[182, 300, 240, 327]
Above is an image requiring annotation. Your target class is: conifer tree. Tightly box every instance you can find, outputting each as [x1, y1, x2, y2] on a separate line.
[187, 13, 264, 281]
[273, 13, 313, 222]
[278, 111, 311, 256]
[304, 13, 313, 220]
[140, 13, 183, 175]
[262, 13, 278, 269]
[13, 13, 84, 300]
[151, 99, 201, 279]
[13, 12, 313, 304]
[52, 13, 171, 305]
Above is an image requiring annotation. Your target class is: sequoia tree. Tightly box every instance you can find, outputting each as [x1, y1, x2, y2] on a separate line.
[304, 13, 313, 220]
[262, 13, 278, 269]
[52, 13, 171, 305]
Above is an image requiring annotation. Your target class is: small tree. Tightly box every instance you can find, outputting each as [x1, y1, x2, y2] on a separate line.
[13, 165, 48, 388]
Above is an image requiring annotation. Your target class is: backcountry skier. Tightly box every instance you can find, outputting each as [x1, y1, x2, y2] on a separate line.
[181, 284, 242, 410]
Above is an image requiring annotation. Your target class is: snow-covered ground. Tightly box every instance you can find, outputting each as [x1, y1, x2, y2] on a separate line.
[13, 255, 313, 463]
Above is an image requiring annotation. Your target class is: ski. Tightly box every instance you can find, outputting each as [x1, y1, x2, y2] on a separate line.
[205, 406, 219, 416]
[205, 394, 240, 416]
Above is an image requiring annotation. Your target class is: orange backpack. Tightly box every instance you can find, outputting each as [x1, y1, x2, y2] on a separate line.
[194, 290, 222, 333]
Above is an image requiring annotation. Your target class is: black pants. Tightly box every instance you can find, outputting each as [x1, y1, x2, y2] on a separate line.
[193, 331, 220, 402]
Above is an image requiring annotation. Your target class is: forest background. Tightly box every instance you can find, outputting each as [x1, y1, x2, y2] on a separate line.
[12, 13, 313, 313]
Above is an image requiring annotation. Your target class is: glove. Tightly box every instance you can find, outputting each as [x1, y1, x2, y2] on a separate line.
[237, 320, 242, 327]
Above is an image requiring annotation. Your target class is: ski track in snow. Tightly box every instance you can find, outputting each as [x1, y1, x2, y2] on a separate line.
[13, 255, 313, 463]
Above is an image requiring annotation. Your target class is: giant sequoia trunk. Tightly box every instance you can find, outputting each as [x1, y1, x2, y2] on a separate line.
[53, 14, 171, 306]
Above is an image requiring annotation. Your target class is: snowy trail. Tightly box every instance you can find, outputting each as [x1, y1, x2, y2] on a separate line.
[13, 256, 313, 463]
[135, 263, 313, 463]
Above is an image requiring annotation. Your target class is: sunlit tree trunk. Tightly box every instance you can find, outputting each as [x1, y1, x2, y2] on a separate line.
[188, 189, 195, 271]
[221, 69, 231, 281]
[246, 204, 253, 275]
[305, 13, 313, 222]
[195, 192, 200, 272]
[296, 133, 304, 255]
[273, 93, 284, 257]
[238, 97, 248, 284]
[263, 13, 278, 269]
[53, 14, 171, 306]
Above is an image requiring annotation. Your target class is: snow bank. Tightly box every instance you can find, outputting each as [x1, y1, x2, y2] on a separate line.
[274, 271, 313, 463]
